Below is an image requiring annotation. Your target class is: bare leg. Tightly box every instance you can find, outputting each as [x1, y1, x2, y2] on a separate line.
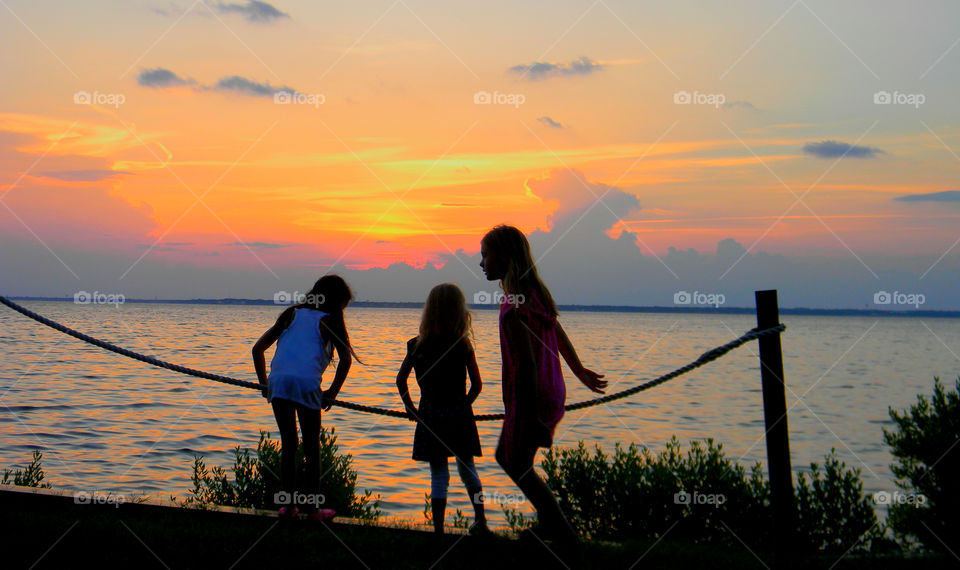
[297, 404, 322, 513]
[271, 399, 298, 506]
[496, 443, 577, 542]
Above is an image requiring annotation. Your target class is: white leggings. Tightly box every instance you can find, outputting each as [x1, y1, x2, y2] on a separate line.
[429, 456, 482, 500]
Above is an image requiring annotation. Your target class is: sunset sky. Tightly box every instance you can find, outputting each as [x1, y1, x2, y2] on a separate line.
[2, 0, 959, 308]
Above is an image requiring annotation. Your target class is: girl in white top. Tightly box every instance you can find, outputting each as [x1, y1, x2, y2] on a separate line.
[253, 275, 361, 520]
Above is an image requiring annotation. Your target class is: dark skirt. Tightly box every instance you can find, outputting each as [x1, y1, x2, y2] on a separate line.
[412, 398, 481, 461]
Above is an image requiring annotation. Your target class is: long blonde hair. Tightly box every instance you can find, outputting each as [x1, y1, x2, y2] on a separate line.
[417, 283, 473, 347]
[481, 225, 558, 317]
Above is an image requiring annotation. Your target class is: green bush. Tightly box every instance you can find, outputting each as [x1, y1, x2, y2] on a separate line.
[883, 377, 960, 552]
[541, 437, 771, 543]
[1, 451, 52, 488]
[795, 450, 884, 553]
[540, 438, 881, 554]
[185, 428, 380, 520]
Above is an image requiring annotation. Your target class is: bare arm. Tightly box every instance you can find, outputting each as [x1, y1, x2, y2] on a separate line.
[556, 321, 607, 394]
[320, 316, 352, 411]
[252, 307, 295, 393]
[396, 353, 417, 420]
[465, 341, 482, 405]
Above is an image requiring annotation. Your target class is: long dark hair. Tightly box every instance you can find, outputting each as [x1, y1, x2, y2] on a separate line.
[295, 275, 362, 363]
[481, 225, 558, 317]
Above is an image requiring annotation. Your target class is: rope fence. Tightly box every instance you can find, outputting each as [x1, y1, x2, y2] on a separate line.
[0, 296, 784, 421]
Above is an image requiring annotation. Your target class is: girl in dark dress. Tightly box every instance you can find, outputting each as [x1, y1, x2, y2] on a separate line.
[396, 283, 489, 535]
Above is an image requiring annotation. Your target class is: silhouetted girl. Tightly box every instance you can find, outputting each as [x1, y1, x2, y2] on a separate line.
[479, 225, 606, 544]
[397, 283, 490, 535]
[253, 275, 360, 521]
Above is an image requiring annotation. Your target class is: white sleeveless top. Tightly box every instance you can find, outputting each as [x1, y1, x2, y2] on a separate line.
[267, 308, 334, 409]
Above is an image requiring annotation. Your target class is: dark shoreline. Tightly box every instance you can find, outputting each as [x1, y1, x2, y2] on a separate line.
[9, 296, 960, 318]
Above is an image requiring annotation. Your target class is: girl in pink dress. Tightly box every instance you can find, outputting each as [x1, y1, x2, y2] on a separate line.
[479, 225, 607, 544]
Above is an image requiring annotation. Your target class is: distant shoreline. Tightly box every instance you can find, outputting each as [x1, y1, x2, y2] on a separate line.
[9, 296, 960, 318]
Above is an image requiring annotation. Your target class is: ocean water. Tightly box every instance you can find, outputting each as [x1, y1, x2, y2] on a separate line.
[1, 301, 958, 525]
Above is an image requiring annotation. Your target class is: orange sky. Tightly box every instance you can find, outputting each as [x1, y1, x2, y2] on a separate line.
[2, 0, 960, 278]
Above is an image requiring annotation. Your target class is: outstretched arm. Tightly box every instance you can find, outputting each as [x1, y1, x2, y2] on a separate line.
[252, 307, 295, 393]
[556, 321, 607, 394]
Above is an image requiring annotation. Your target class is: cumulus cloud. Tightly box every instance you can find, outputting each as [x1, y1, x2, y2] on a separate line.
[509, 56, 603, 80]
[802, 140, 884, 159]
[215, 1, 289, 23]
[528, 169, 640, 236]
[538, 116, 564, 129]
[894, 190, 960, 203]
[138, 67, 195, 88]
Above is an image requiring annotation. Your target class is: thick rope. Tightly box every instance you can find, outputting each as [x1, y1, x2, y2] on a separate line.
[1, 296, 784, 421]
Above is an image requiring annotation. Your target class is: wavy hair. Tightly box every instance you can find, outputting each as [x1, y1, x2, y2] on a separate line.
[481, 224, 557, 317]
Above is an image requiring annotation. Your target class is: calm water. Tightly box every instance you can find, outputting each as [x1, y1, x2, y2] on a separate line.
[1, 301, 958, 525]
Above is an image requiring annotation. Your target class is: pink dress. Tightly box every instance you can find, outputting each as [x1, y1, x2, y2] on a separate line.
[498, 289, 566, 464]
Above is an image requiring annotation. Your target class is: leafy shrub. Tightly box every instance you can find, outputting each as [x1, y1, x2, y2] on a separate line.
[795, 449, 884, 553]
[1, 451, 51, 488]
[883, 377, 960, 552]
[185, 428, 380, 520]
[541, 437, 771, 543]
[540, 437, 880, 554]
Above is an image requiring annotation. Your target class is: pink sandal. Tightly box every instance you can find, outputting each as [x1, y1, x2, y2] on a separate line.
[307, 509, 336, 522]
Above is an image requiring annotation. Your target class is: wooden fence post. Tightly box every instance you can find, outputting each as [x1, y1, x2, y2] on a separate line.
[755, 289, 796, 555]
